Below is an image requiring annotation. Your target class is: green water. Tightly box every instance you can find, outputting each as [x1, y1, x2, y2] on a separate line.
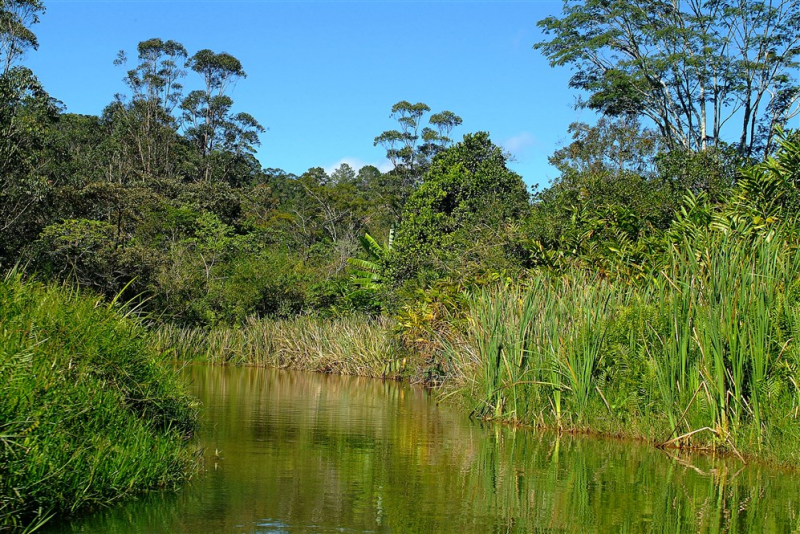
[45, 365, 800, 533]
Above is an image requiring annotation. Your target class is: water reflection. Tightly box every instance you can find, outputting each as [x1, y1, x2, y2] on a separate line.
[45, 365, 800, 533]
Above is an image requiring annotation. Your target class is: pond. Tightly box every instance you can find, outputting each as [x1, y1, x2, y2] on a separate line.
[46, 364, 800, 533]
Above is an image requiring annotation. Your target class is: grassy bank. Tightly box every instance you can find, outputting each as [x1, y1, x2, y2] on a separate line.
[150, 226, 800, 466]
[440, 229, 800, 464]
[150, 316, 404, 378]
[0, 273, 198, 532]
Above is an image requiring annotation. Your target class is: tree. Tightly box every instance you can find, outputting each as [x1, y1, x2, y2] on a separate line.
[388, 132, 529, 283]
[0, 0, 53, 261]
[181, 49, 264, 181]
[0, 0, 44, 74]
[529, 118, 672, 273]
[374, 101, 462, 187]
[110, 39, 189, 181]
[116, 38, 187, 116]
[536, 0, 800, 157]
[550, 117, 661, 179]
[329, 163, 356, 186]
[0, 67, 58, 262]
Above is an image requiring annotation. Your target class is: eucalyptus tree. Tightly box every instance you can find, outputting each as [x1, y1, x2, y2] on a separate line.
[116, 38, 188, 115]
[111, 38, 188, 180]
[374, 101, 462, 187]
[536, 0, 800, 157]
[0, 0, 44, 74]
[181, 49, 264, 181]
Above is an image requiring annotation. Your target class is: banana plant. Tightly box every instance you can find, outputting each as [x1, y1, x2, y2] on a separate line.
[347, 229, 394, 296]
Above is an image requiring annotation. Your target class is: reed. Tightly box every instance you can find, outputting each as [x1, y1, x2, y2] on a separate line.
[444, 225, 800, 458]
[150, 315, 400, 379]
[446, 274, 622, 427]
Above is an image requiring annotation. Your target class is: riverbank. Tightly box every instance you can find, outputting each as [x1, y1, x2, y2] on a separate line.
[149, 316, 404, 378]
[157, 229, 800, 469]
[0, 274, 199, 532]
[437, 230, 800, 466]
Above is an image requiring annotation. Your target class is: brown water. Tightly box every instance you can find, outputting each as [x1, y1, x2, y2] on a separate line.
[45, 364, 800, 533]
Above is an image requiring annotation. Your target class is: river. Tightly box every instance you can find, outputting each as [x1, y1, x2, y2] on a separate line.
[44, 364, 800, 533]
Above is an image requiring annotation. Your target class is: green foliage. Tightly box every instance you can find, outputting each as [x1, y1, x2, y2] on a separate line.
[526, 119, 753, 279]
[0, 0, 45, 73]
[346, 230, 393, 310]
[373, 100, 463, 214]
[536, 0, 800, 156]
[374, 101, 462, 184]
[445, 222, 800, 458]
[0, 66, 59, 262]
[0, 273, 197, 530]
[389, 131, 529, 283]
[34, 219, 126, 293]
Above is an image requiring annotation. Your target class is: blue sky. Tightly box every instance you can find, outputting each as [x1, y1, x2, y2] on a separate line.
[26, 0, 591, 189]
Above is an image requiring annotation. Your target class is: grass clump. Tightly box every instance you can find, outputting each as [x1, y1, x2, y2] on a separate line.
[150, 315, 401, 378]
[442, 228, 800, 463]
[0, 272, 198, 532]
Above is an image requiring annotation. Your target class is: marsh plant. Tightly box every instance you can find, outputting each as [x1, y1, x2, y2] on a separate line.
[0, 272, 198, 531]
[444, 227, 800, 459]
[151, 315, 400, 378]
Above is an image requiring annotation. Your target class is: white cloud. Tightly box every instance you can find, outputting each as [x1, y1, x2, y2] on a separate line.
[502, 132, 537, 157]
[377, 160, 393, 173]
[324, 156, 393, 175]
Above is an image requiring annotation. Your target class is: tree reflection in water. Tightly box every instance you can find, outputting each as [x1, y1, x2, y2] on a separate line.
[45, 365, 800, 534]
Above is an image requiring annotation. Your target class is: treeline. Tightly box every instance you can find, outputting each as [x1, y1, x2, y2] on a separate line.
[4, 1, 800, 333]
[1, 32, 400, 324]
[4, 0, 800, 466]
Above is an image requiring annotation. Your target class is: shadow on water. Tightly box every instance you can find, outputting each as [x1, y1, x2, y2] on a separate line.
[44, 365, 800, 533]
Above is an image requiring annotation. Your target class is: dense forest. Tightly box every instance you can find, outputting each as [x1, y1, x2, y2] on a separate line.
[2, 0, 799, 326]
[4, 0, 800, 529]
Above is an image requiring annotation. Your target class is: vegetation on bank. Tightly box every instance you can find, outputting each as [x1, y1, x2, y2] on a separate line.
[0, 273, 198, 531]
[2, 5, 800, 527]
[150, 316, 402, 378]
[441, 229, 800, 463]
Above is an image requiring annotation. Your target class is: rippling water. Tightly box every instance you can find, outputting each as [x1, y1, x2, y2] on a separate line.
[45, 364, 800, 533]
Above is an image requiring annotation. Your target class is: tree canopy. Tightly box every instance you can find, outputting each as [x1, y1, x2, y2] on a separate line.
[536, 0, 800, 157]
[389, 131, 529, 283]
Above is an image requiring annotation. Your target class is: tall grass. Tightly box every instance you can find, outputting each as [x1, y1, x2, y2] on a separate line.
[0, 272, 198, 531]
[443, 228, 800, 459]
[446, 276, 626, 428]
[150, 316, 401, 378]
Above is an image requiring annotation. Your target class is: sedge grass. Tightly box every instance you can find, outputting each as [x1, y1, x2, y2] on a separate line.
[442, 227, 800, 463]
[0, 272, 198, 531]
[150, 315, 401, 379]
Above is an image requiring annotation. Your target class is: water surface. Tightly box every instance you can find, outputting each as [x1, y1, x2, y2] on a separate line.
[46, 365, 800, 533]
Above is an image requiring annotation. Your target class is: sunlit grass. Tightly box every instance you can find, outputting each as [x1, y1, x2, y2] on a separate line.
[150, 315, 401, 378]
[443, 227, 800, 462]
[0, 272, 198, 531]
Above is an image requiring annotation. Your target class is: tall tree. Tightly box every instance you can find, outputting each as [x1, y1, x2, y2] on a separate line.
[374, 101, 462, 187]
[0, 0, 56, 262]
[0, 0, 44, 74]
[116, 38, 188, 115]
[0, 65, 58, 260]
[111, 38, 188, 180]
[536, 0, 800, 157]
[181, 49, 263, 181]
